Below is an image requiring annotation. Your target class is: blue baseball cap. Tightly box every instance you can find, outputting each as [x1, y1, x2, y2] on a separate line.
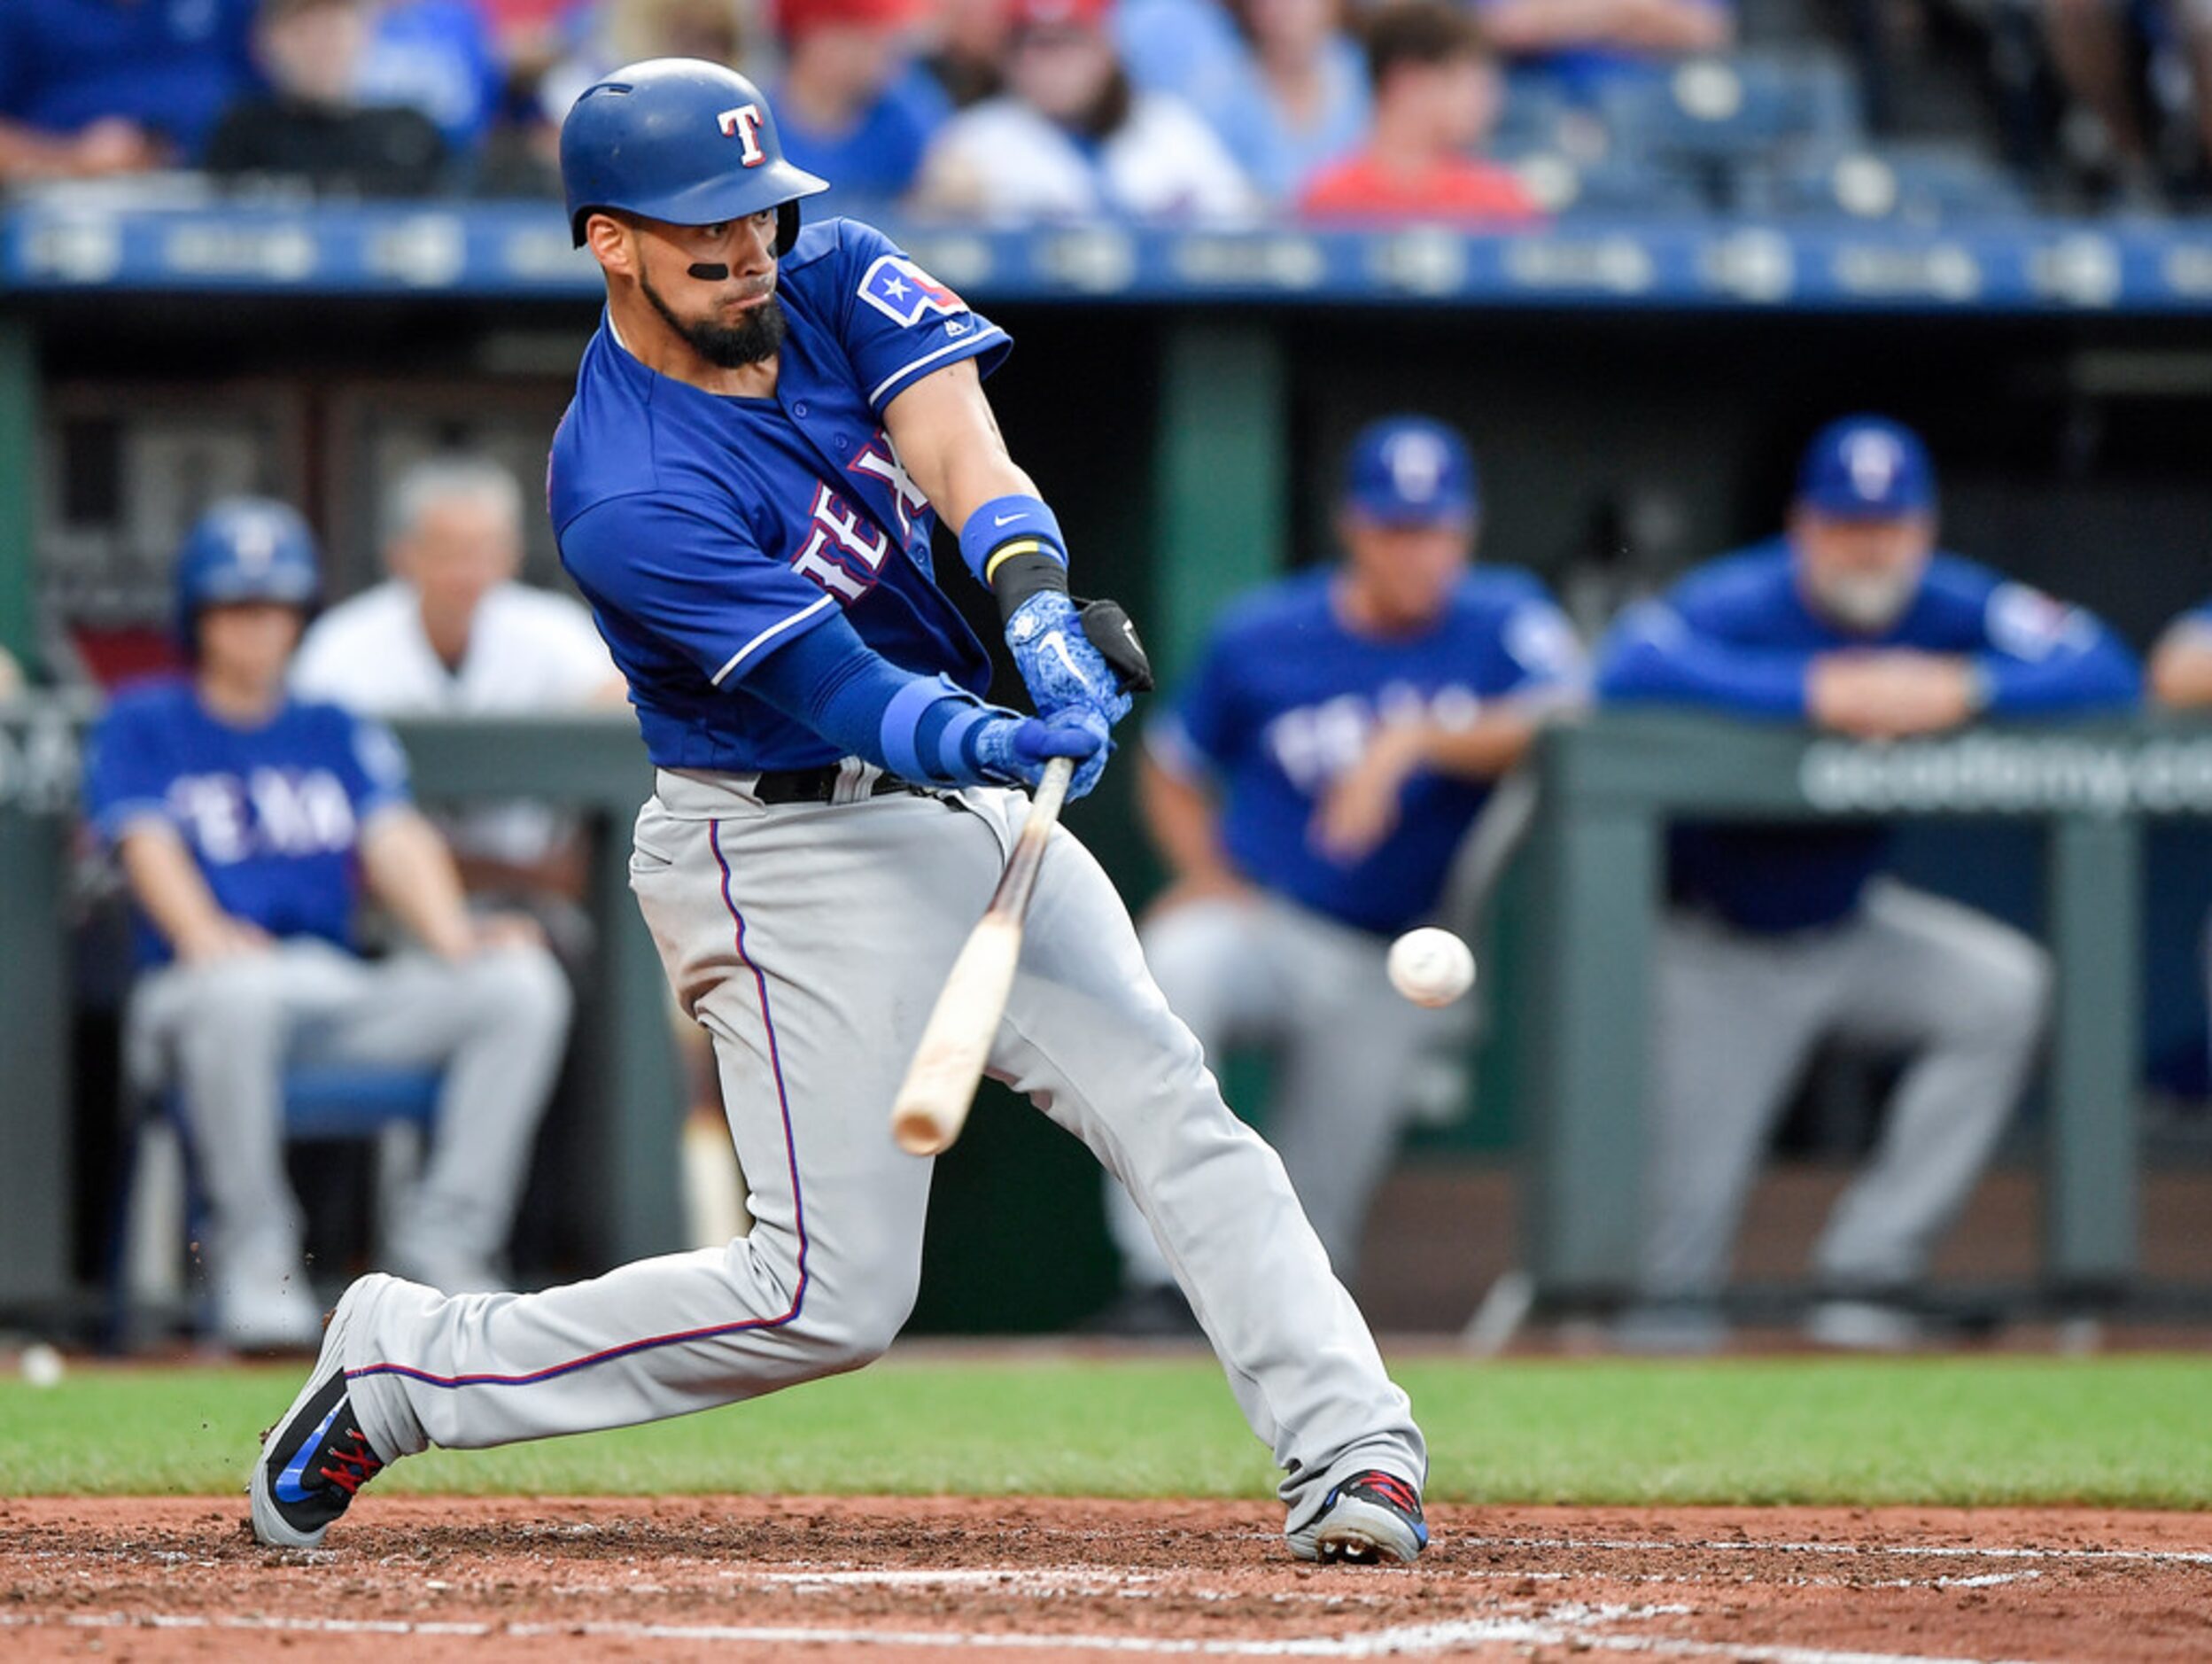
[1342, 416, 1479, 525]
[1796, 416, 1936, 519]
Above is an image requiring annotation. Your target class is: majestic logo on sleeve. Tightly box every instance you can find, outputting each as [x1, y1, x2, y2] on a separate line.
[717, 104, 767, 166]
[858, 254, 966, 327]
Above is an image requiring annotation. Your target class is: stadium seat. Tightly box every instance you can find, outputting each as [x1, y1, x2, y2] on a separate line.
[108, 1066, 442, 1348]
[1597, 51, 1863, 170]
[1502, 148, 1711, 218]
[1749, 144, 2034, 225]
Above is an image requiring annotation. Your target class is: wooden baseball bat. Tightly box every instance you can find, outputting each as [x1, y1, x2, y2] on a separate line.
[889, 757, 1075, 1157]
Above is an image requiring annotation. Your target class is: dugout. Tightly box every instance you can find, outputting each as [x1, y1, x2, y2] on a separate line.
[4, 204, 2212, 1335]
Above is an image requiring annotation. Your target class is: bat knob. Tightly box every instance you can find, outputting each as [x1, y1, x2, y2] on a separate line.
[891, 1106, 948, 1156]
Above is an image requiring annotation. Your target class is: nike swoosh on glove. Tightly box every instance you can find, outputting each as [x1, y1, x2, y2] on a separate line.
[970, 707, 1113, 800]
[1005, 594, 1135, 733]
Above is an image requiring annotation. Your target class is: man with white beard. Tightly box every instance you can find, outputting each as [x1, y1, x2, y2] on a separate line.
[1596, 415, 2139, 1352]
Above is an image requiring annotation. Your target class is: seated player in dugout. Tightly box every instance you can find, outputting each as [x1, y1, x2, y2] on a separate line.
[2146, 596, 2212, 1087]
[1093, 416, 1588, 1335]
[247, 59, 1432, 1570]
[83, 502, 572, 1351]
[1596, 416, 2141, 1353]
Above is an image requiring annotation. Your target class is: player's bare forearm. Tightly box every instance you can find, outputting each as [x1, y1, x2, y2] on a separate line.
[2149, 631, 2212, 709]
[359, 807, 479, 960]
[1138, 749, 1246, 901]
[881, 360, 1038, 532]
[119, 821, 267, 961]
[1416, 694, 1583, 781]
[1480, 0, 1728, 51]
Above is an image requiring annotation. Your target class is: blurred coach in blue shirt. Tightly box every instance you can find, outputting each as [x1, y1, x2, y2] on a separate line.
[1597, 415, 2139, 1351]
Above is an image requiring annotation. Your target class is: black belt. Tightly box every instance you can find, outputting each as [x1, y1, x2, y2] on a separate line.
[750, 765, 914, 805]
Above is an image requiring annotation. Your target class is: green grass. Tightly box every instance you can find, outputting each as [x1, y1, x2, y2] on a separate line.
[3, 1353, 2208, 1507]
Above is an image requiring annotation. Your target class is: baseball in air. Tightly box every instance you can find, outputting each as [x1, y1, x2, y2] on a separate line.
[19, 1342, 65, 1389]
[1387, 928, 1476, 1007]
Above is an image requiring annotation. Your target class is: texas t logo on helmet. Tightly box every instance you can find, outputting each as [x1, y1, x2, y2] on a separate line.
[716, 104, 767, 165]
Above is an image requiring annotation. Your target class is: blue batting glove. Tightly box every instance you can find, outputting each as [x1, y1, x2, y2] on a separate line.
[969, 706, 1112, 799]
[1005, 593, 1134, 734]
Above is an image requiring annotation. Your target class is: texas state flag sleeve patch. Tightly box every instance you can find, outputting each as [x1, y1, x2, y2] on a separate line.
[858, 253, 966, 328]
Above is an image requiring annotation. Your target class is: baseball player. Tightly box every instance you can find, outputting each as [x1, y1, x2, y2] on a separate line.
[86, 501, 570, 1347]
[252, 58, 1428, 1566]
[1098, 416, 1586, 1331]
[1598, 415, 2141, 1350]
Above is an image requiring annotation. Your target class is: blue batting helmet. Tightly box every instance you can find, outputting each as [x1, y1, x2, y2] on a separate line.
[173, 498, 322, 648]
[560, 58, 829, 256]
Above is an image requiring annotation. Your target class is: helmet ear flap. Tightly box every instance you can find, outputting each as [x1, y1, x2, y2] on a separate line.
[775, 200, 801, 258]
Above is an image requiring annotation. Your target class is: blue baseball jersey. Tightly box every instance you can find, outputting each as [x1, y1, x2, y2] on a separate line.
[0, 0, 258, 158]
[83, 677, 413, 967]
[1598, 538, 2142, 932]
[1155, 566, 1586, 936]
[550, 218, 1010, 773]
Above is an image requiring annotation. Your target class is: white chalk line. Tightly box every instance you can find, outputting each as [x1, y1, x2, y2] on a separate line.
[1458, 1535, 2212, 1567]
[0, 1607, 2029, 1662]
[513, 1564, 2039, 1601]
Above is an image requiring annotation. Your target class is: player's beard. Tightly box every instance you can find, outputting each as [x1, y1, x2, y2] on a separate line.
[641, 271, 788, 369]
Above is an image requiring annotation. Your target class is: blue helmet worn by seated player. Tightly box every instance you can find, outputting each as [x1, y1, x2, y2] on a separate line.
[1342, 416, 1480, 525]
[1797, 415, 1936, 520]
[561, 58, 830, 256]
[173, 497, 322, 650]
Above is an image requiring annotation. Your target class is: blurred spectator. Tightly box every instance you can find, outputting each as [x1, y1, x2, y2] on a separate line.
[355, 0, 506, 156]
[1597, 416, 2139, 1353]
[291, 455, 621, 907]
[2043, 0, 2209, 203]
[911, 0, 1258, 220]
[1298, 0, 1541, 224]
[2149, 596, 2212, 706]
[0, 645, 20, 697]
[921, 0, 1014, 106]
[1477, 0, 1733, 97]
[538, 0, 748, 129]
[2147, 600, 2212, 1087]
[1092, 417, 1586, 1334]
[89, 500, 570, 1349]
[773, 0, 951, 204]
[206, 0, 449, 197]
[1116, 0, 1250, 103]
[0, 0, 258, 181]
[1207, 0, 1370, 205]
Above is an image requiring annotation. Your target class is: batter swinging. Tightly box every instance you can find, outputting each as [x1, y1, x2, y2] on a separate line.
[250, 58, 1428, 1566]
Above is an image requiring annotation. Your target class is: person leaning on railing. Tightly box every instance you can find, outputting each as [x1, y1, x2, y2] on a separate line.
[1595, 414, 2141, 1355]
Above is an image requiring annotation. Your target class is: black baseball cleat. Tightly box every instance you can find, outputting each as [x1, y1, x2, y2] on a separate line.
[1287, 1469, 1429, 1565]
[247, 1274, 394, 1548]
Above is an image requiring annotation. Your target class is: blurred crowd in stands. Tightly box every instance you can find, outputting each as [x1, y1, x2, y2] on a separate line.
[4, 0, 2212, 222]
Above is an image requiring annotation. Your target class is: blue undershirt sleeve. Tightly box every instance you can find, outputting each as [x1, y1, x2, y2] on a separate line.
[746, 609, 983, 780]
[1595, 599, 1812, 718]
[1973, 584, 2142, 716]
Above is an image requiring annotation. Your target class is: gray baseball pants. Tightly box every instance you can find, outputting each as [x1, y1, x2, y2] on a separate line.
[1641, 879, 2050, 1301]
[1106, 896, 1459, 1289]
[128, 937, 571, 1307]
[334, 771, 1425, 1530]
